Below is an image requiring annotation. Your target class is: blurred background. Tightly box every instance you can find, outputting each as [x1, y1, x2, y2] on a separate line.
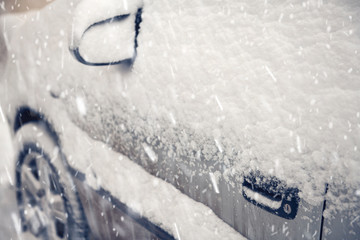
[0, 117, 18, 239]
[0, 117, 36, 239]
[1, 0, 53, 14]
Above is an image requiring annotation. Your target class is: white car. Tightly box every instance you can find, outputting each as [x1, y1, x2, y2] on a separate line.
[0, 0, 359, 239]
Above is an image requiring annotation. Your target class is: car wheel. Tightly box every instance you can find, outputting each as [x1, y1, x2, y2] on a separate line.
[15, 122, 87, 239]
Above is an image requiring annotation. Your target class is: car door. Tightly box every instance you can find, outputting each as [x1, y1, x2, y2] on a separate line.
[63, 0, 360, 239]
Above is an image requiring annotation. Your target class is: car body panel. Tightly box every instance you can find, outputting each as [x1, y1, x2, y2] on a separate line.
[1, 0, 360, 239]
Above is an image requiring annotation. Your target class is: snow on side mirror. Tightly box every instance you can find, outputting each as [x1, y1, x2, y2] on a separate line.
[69, 0, 143, 66]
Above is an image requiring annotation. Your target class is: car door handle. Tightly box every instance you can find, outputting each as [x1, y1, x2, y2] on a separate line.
[242, 173, 300, 220]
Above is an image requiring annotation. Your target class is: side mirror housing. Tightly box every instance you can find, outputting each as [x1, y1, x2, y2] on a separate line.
[69, 0, 142, 66]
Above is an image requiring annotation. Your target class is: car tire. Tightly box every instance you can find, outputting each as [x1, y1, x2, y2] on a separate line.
[15, 121, 88, 239]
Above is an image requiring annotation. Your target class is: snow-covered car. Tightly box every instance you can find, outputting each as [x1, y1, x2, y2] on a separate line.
[0, 0, 360, 239]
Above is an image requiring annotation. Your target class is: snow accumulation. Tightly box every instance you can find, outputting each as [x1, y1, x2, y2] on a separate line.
[65, 0, 360, 216]
[70, 0, 143, 50]
[59, 111, 244, 239]
[0, 118, 15, 187]
[70, 0, 143, 63]
[1, 0, 360, 238]
[242, 187, 282, 210]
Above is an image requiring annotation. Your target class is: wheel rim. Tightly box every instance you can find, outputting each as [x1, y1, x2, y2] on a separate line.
[19, 150, 68, 239]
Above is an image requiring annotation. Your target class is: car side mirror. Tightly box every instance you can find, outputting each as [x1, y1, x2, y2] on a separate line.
[69, 0, 142, 66]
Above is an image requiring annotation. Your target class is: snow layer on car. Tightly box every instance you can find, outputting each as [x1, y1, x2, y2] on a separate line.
[52, 100, 245, 240]
[140, 0, 360, 205]
[66, 0, 360, 215]
[1, 0, 360, 226]
[70, 0, 143, 50]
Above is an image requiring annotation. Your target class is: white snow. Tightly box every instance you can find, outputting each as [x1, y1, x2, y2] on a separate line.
[142, 142, 157, 163]
[0, 105, 5, 122]
[56, 110, 244, 239]
[78, 14, 136, 63]
[128, 0, 360, 216]
[1, 0, 360, 238]
[264, 65, 277, 83]
[70, 0, 143, 51]
[209, 172, 219, 194]
[243, 186, 282, 210]
[76, 96, 87, 116]
[0, 118, 15, 187]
